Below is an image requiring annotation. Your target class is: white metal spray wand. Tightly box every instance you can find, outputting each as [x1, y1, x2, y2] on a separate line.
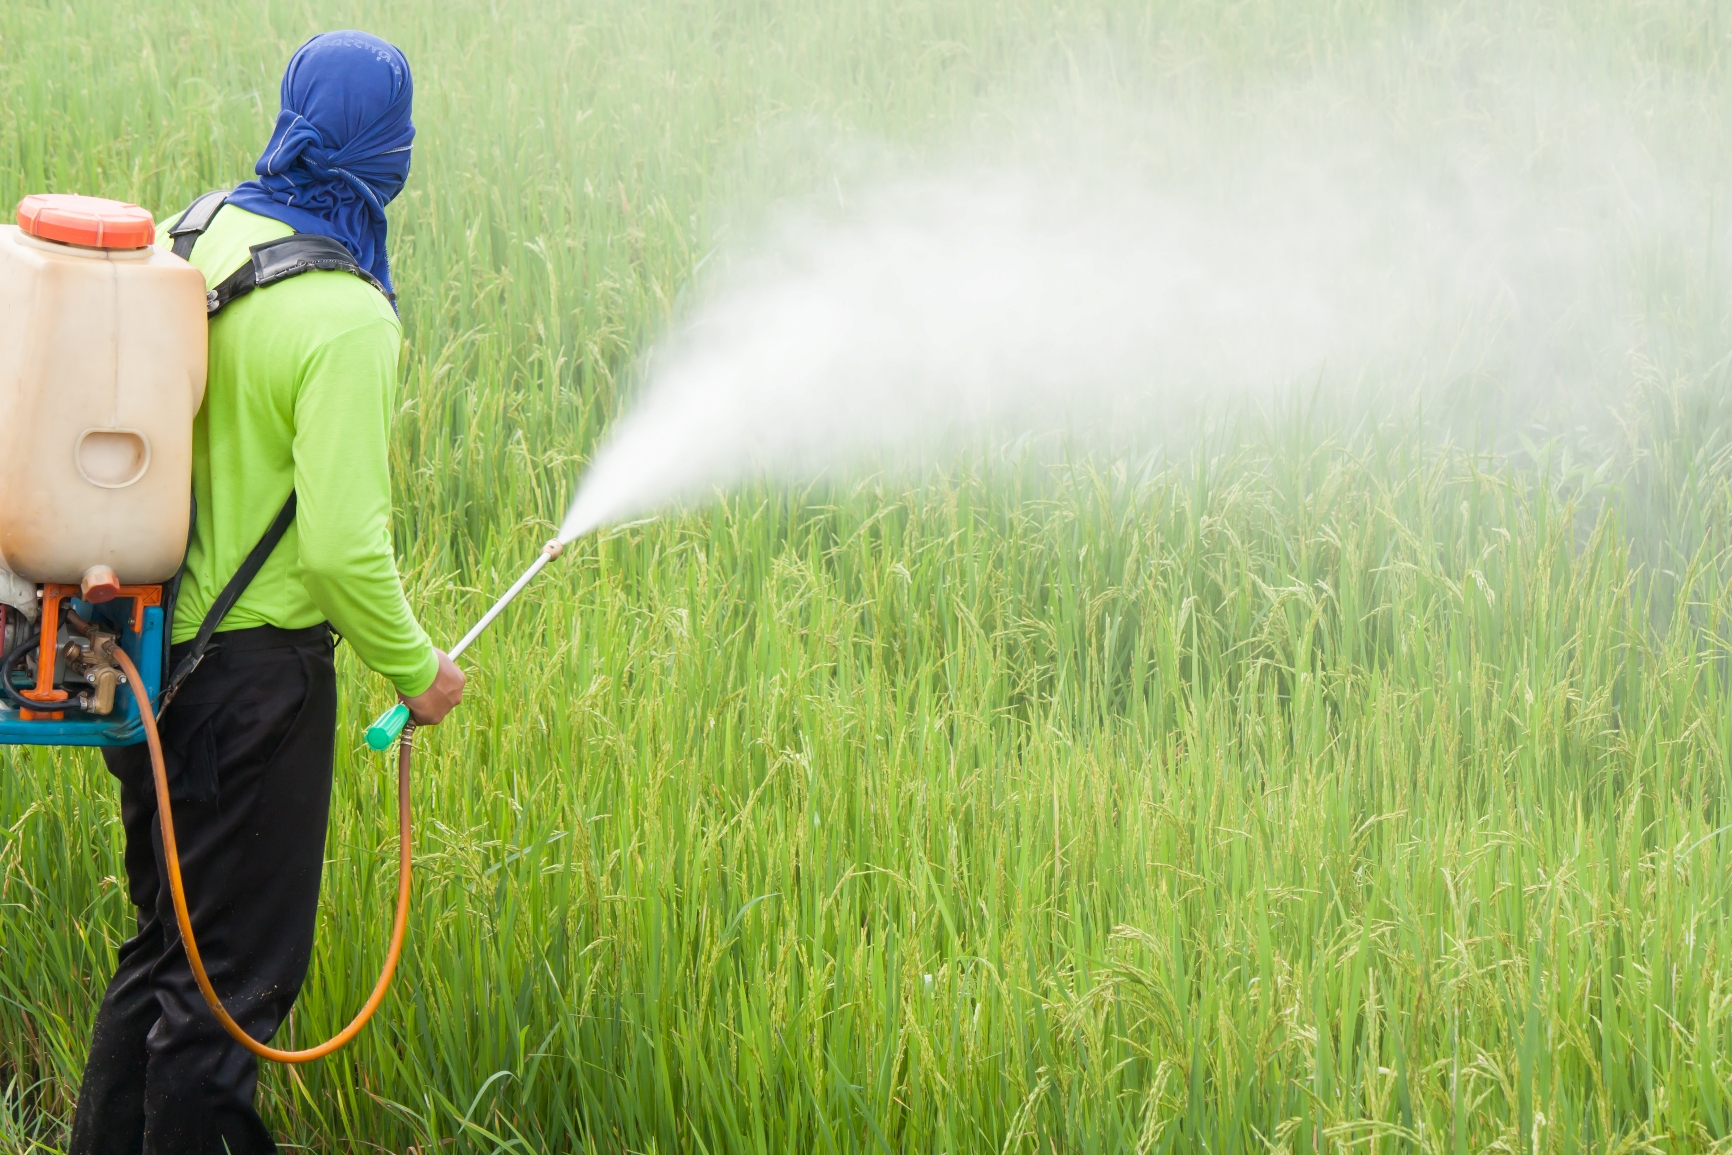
[364, 537, 568, 750]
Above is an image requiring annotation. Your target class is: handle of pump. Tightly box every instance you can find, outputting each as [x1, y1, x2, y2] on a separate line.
[366, 702, 411, 751]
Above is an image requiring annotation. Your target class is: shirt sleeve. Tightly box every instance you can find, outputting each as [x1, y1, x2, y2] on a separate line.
[291, 318, 440, 697]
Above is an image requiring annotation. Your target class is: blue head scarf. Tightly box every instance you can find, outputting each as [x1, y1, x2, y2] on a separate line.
[226, 31, 414, 298]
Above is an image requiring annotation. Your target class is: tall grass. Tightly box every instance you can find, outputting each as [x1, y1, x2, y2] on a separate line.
[6, 0, 1732, 1150]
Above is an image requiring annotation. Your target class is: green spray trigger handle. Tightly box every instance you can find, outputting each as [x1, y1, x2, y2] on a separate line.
[366, 703, 411, 751]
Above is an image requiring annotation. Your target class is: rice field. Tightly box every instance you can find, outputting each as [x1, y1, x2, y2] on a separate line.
[6, 0, 1732, 1151]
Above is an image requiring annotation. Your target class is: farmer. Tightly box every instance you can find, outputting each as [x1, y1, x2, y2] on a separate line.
[68, 32, 465, 1154]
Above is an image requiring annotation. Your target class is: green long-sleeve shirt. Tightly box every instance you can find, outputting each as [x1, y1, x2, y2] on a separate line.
[161, 203, 438, 697]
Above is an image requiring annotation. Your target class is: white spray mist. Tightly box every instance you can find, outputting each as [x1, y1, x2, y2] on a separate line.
[560, 66, 1721, 542]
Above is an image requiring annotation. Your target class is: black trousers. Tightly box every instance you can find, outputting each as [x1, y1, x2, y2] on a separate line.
[70, 624, 337, 1155]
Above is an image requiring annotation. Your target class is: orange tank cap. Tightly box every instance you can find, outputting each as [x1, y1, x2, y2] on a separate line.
[16, 193, 155, 251]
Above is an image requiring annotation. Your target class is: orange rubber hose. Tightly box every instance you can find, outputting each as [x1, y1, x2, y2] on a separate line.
[114, 646, 413, 1063]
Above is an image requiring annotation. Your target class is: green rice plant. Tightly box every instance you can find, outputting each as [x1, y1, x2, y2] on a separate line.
[6, 0, 1732, 1151]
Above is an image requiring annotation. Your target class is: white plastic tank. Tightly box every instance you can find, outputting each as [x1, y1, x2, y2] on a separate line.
[0, 194, 207, 585]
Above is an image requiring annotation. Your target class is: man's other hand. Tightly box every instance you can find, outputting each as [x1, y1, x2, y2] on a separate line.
[402, 650, 465, 725]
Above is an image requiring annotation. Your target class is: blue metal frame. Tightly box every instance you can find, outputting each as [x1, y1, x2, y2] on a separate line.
[0, 600, 165, 748]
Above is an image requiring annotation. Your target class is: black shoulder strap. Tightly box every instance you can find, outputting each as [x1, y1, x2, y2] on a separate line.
[167, 189, 230, 260]
[169, 188, 394, 313]
[205, 235, 393, 317]
[156, 492, 297, 716]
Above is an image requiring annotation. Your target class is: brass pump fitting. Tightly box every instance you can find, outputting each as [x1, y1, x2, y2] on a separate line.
[88, 666, 121, 715]
[61, 631, 123, 715]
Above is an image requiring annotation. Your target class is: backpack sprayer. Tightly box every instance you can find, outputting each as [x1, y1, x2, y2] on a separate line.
[0, 192, 571, 1063]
